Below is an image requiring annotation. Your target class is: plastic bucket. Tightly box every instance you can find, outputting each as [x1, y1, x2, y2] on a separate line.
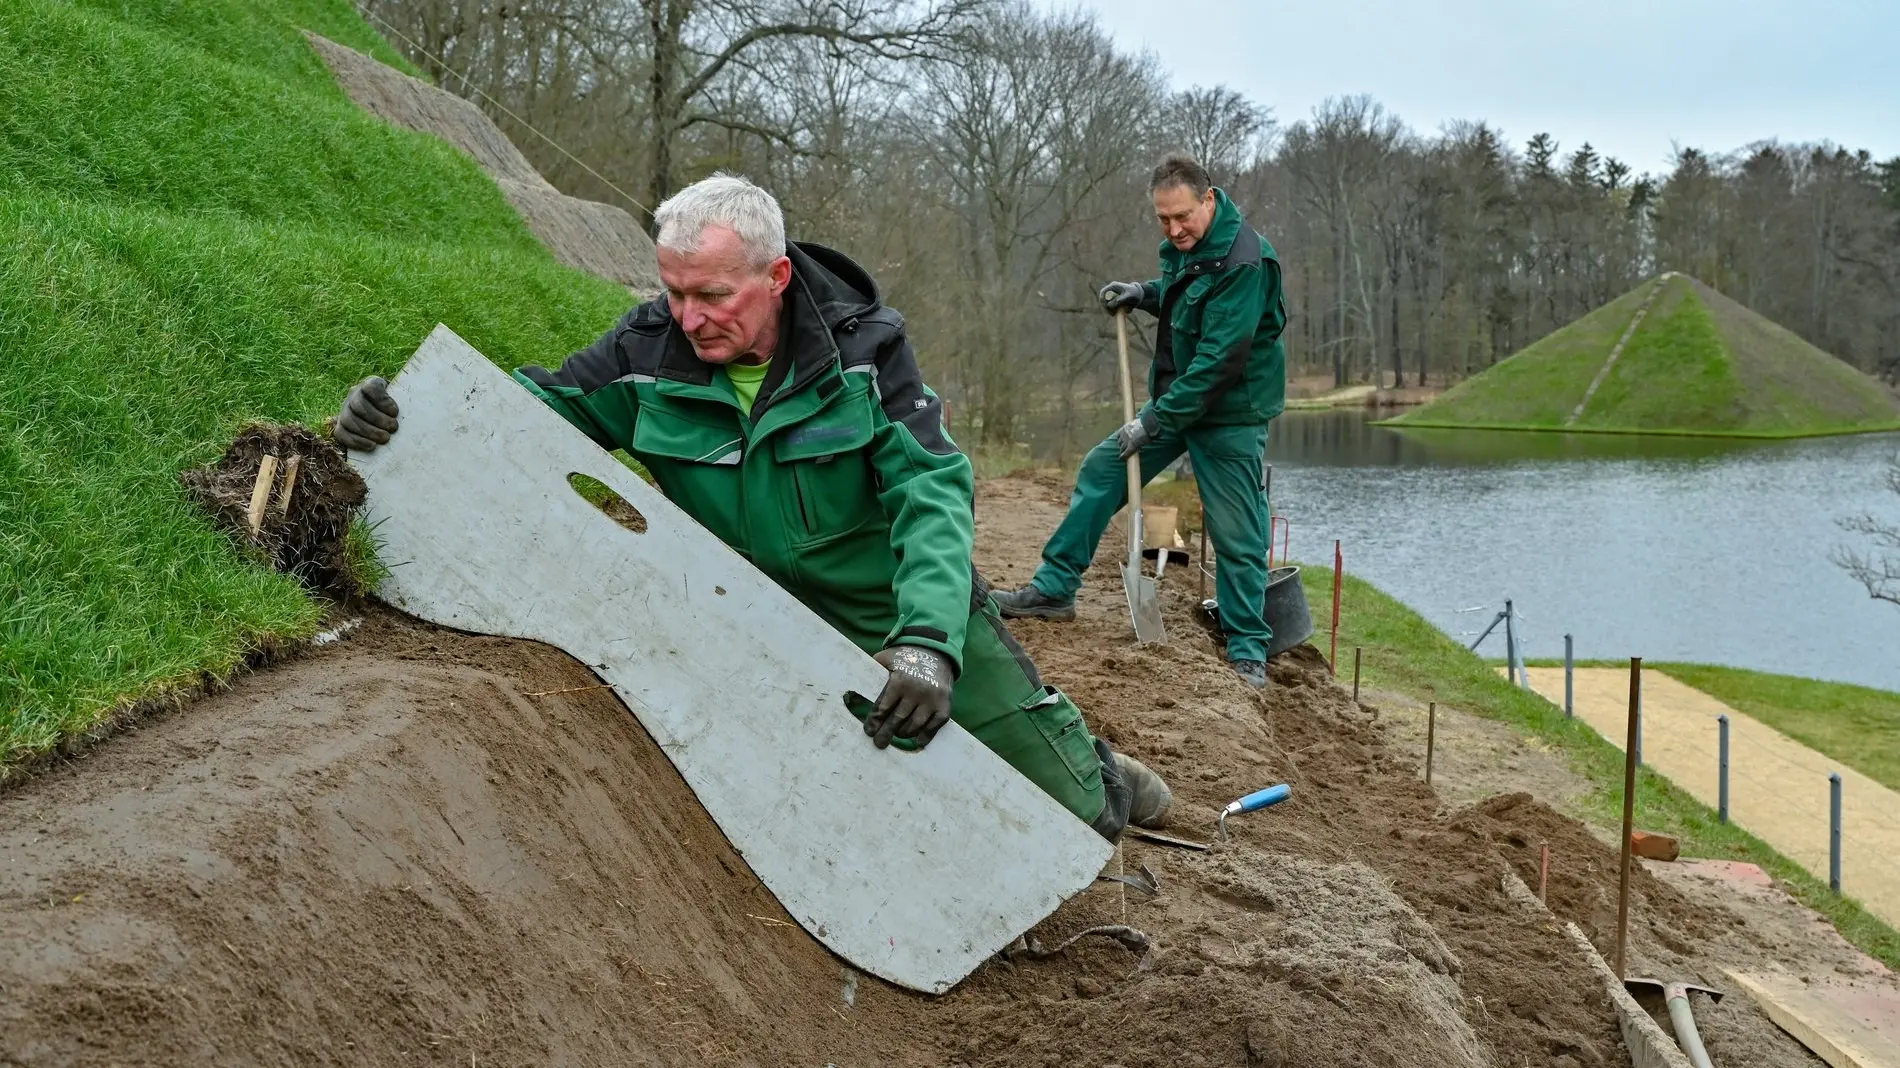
[1197, 565, 1314, 660]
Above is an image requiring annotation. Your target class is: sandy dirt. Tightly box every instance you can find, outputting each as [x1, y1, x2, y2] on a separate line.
[14, 469, 1837, 1066]
[0, 614, 933, 1066]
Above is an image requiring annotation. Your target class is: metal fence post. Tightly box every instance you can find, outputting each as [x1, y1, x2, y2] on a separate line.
[1830, 772, 1843, 894]
[1564, 633, 1574, 717]
[1718, 714, 1730, 823]
[1503, 599, 1518, 686]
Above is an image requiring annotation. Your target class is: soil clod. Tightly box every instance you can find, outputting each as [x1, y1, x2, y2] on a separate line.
[181, 423, 366, 592]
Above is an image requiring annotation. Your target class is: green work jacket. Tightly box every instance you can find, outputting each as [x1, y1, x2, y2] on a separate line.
[1134, 188, 1288, 434]
[513, 242, 978, 670]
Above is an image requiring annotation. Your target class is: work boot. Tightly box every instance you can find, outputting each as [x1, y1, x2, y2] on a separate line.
[992, 583, 1076, 621]
[1232, 659, 1268, 689]
[1089, 738, 1133, 841]
[1116, 752, 1174, 829]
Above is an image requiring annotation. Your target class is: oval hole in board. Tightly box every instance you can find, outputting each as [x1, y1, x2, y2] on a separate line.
[567, 473, 648, 534]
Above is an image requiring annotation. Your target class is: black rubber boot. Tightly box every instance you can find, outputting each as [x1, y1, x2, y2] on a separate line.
[992, 583, 1077, 622]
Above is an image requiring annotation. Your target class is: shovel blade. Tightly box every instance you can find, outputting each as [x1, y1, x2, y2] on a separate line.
[1122, 564, 1167, 644]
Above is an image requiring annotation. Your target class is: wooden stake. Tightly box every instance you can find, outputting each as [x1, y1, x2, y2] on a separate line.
[1352, 647, 1362, 702]
[1614, 656, 1642, 979]
[247, 455, 280, 536]
[1329, 540, 1342, 676]
[1539, 844, 1550, 903]
[1425, 702, 1437, 785]
[273, 453, 302, 517]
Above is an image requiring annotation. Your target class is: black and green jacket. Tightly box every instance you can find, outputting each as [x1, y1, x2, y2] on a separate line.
[1135, 188, 1287, 433]
[513, 242, 978, 670]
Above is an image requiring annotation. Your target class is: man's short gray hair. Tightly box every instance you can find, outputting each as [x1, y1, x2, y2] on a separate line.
[652, 173, 786, 267]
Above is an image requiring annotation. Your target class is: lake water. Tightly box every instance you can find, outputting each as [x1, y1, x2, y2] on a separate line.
[1260, 410, 1900, 693]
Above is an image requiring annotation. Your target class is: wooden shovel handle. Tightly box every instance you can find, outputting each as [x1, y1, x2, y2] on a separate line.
[1115, 311, 1142, 570]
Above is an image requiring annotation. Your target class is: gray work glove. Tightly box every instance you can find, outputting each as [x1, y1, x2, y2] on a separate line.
[1114, 409, 1159, 460]
[332, 375, 400, 452]
[1099, 281, 1144, 313]
[865, 646, 955, 749]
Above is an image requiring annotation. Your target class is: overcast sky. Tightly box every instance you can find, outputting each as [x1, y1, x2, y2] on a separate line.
[1056, 0, 1899, 175]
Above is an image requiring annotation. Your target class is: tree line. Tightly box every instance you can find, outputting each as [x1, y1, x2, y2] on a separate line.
[363, 0, 1900, 448]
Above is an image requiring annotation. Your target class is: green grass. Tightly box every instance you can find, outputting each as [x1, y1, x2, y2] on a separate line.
[1394, 273, 1900, 437]
[1576, 276, 1742, 429]
[0, 0, 531, 244]
[1650, 663, 1900, 794]
[0, 0, 634, 767]
[1390, 284, 1651, 427]
[1306, 565, 1900, 970]
[62, 0, 418, 86]
[1695, 278, 1900, 429]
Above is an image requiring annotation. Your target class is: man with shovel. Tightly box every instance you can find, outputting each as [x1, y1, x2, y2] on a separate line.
[994, 156, 1287, 689]
[332, 173, 1171, 841]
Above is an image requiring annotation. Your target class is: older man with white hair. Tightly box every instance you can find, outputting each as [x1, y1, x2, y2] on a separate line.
[333, 173, 1171, 841]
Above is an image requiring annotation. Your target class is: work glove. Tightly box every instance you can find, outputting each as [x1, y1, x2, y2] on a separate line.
[864, 646, 955, 750]
[332, 376, 400, 452]
[1098, 281, 1145, 314]
[1114, 409, 1159, 460]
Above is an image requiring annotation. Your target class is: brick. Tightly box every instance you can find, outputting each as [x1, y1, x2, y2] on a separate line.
[1630, 830, 1680, 861]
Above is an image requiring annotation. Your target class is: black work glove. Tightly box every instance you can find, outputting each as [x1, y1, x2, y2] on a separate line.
[1114, 408, 1159, 460]
[865, 646, 955, 749]
[1099, 281, 1145, 313]
[333, 376, 400, 452]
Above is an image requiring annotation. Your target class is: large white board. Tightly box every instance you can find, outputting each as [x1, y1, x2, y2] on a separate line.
[351, 326, 1111, 993]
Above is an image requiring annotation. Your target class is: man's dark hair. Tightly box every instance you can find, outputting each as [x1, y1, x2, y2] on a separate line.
[1149, 155, 1212, 198]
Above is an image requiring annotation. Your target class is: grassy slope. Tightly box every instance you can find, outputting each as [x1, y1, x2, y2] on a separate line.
[1392, 284, 1649, 427]
[0, 0, 631, 764]
[1395, 274, 1900, 437]
[1651, 663, 1900, 794]
[1303, 565, 1900, 970]
[1694, 278, 1900, 430]
[1576, 275, 1742, 430]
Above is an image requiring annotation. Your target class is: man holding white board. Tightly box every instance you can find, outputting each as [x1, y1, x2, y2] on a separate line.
[334, 173, 1172, 841]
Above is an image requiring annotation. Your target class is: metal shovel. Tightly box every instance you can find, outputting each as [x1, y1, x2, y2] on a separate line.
[1624, 977, 1723, 1068]
[1115, 310, 1165, 644]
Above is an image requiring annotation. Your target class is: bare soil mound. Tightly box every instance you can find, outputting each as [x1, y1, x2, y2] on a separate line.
[0, 613, 929, 1066]
[1, 475, 1641, 1066]
[1458, 792, 1832, 1067]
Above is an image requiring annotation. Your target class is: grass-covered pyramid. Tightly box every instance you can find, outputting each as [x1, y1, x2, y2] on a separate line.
[0, 0, 632, 767]
[1393, 273, 1900, 437]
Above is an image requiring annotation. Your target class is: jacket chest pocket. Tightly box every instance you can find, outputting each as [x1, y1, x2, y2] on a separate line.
[1170, 276, 1215, 340]
[773, 394, 879, 541]
[629, 404, 745, 540]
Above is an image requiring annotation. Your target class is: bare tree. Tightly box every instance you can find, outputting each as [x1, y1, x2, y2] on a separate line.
[638, 0, 986, 214]
[1165, 85, 1274, 186]
[910, 3, 1163, 443]
[362, 0, 1900, 444]
[1834, 455, 1900, 608]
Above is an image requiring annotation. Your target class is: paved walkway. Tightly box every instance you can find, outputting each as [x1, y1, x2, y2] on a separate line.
[1509, 666, 1900, 931]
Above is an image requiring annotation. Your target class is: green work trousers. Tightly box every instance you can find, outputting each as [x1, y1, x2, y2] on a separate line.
[1033, 418, 1272, 663]
[858, 597, 1107, 827]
